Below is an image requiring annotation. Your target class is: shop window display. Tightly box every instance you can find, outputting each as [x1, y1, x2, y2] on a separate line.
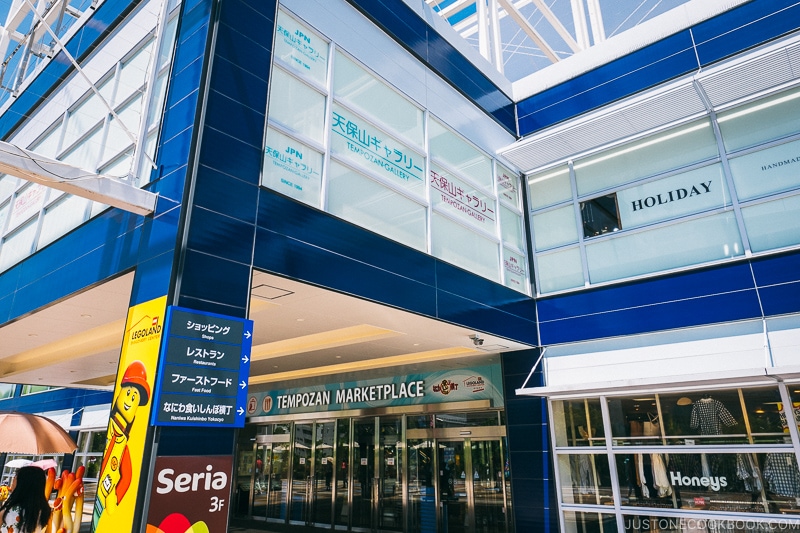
[552, 399, 605, 447]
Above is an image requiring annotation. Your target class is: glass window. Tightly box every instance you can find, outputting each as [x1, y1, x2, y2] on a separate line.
[0, 384, 15, 399]
[38, 195, 91, 249]
[528, 165, 571, 210]
[115, 41, 154, 107]
[742, 193, 800, 253]
[500, 206, 525, 250]
[617, 452, 799, 514]
[785, 386, 800, 435]
[327, 162, 427, 252]
[331, 104, 425, 197]
[429, 119, 492, 190]
[557, 453, 614, 505]
[274, 10, 329, 86]
[430, 163, 497, 234]
[502, 248, 528, 293]
[263, 127, 323, 208]
[434, 411, 499, 428]
[62, 93, 107, 150]
[30, 125, 62, 159]
[717, 86, 800, 153]
[20, 385, 56, 395]
[0, 176, 20, 204]
[564, 511, 618, 533]
[536, 246, 584, 294]
[532, 205, 579, 250]
[607, 396, 664, 446]
[728, 138, 800, 201]
[580, 194, 620, 238]
[497, 164, 521, 208]
[585, 212, 743, 284]
[0, 220, 38, 271]
[574, 120, 718, 196]
[552, 399, 605, 447]
[7, 184, 47, 232]
[615, 164, 730, 230]
[431, 212, 500, 282]
[267, 67, 326, 144]
[102, 97, 142, 162]
[334, 52, 423, 146]
[0, 203, 9, 238]
[61, 126, 104, 171]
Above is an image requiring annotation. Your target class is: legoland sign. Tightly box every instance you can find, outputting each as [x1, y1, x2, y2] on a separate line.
[246, 365, 504, 416]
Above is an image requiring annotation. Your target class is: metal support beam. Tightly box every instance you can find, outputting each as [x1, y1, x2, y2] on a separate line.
[0, 140, 157, 215]
[496, 0, 560, 63]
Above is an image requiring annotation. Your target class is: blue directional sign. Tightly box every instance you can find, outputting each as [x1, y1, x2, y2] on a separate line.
[150, 306, 253, 428]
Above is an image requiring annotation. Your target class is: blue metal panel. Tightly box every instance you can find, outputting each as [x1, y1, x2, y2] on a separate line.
[204, 89, 265, 147]
[172, 23, 210, 75]
[537, 261, 756, 321]
[214, 31, 271, 83]
[158, 87, 201, 147]
[345, 0, 429, 60]
[539, 288, 762, 345]
[137, 208, 182, 263]
[694, 0, 800, 66]
[750, 249, 800, 286]
[130, 251, 175, 305]
[435, 261, 538, 322]
[208, 57, 270, 114]
[759, 282, 800, 317]
[218, 0, 275, 44]
[179, 250, 252, 308]
[186, 208, 256, 264]
[197, 127, 263, 180]
[254, 227, 440, 318]
[193, 167, 259, 224]
[154, 129, 192, 181]
[436, 290, 539, 345]
[257, 191, 439, 286]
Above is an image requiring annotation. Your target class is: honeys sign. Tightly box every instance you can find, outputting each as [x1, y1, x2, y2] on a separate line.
[246, 365, 504, 416]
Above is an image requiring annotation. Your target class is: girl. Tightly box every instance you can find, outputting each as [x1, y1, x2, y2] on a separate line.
[0, 466, 51, 533]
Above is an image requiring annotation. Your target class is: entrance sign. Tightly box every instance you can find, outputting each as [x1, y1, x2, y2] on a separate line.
[247, 365, 504, 416]
[151, 306, 253, 427]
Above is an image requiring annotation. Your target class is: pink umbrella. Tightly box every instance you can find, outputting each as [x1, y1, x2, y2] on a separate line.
[30, 459, 58, 470]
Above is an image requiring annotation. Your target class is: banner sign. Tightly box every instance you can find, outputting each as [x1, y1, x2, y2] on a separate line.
[246, 365, 504, 417]
[92, 296, 167, 533]
[146, 455, 233, 533]
[151, 307, 253, 428]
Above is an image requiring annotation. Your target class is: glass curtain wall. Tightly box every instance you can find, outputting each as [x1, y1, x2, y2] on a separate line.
[262, 8, 529, 294]
[529, 84, 800, 295]
[550, 383, 800, 533]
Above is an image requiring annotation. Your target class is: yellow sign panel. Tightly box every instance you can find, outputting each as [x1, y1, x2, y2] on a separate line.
[92, 296, 166, 533]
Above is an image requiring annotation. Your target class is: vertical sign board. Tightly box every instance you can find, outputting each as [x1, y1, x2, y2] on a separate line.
[151, 306, 253, 427]
[92, 296, 167, 533]
[145, 455, 233, 533]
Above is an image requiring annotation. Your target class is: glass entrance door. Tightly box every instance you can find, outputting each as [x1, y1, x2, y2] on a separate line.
[291, 422, 313, 524]
[312, 421, 335, 526]
[437, 439, 508, 533]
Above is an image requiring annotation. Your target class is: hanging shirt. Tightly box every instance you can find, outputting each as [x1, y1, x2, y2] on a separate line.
[690, 399, 737, 435]
[763, 453, 800, 497]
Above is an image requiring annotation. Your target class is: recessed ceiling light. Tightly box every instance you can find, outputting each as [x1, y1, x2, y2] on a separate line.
[28, 333, 37, 337]
[81, 314, 92, 319]
[335, 355, 341, 359]
[296, 318, 305, 322]
[273, 365, 278, 369]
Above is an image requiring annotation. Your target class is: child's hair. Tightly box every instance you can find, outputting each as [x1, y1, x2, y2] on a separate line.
[0, 466, 51, 532]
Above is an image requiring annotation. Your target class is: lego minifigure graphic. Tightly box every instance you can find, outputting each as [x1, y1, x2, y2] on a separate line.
[92, 361, 150, 530]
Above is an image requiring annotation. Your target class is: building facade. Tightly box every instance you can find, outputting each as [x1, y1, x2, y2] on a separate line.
[0, 0, 797, 533]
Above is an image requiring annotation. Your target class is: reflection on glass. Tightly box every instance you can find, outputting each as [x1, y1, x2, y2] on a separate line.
[435, 411, 499, 428]
[408, 439, 435, 533]
[563, 510, 618, 533]
[558, 454, 613, 505]
[335, 419, 350, 528]
[378, 417, 402, 531]
[786, 387, 800, 436]
[267, 430, 290, 521]
[553, 399, 605, 447]
[616, 452, 800, 513]
[438, 441, 468, 533]
[291, 423, 313, 523]
[472, 440, 506, 533]
[352, 418, 375, 529]
[312, 421, 334, 526]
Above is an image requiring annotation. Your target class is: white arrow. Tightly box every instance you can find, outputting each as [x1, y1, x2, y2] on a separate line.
[241, 354, 249, 364]
[244, 331, 252, 339]
[240, 381, 247, 389]
[237, 407, 245, 415]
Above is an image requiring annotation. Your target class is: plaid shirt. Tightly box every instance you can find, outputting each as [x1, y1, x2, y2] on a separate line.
[763, 453, 800, 497]
[690, 399, 737, 435]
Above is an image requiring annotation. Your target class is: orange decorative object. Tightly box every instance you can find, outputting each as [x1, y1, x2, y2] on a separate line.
[45, 466, 85, 533]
